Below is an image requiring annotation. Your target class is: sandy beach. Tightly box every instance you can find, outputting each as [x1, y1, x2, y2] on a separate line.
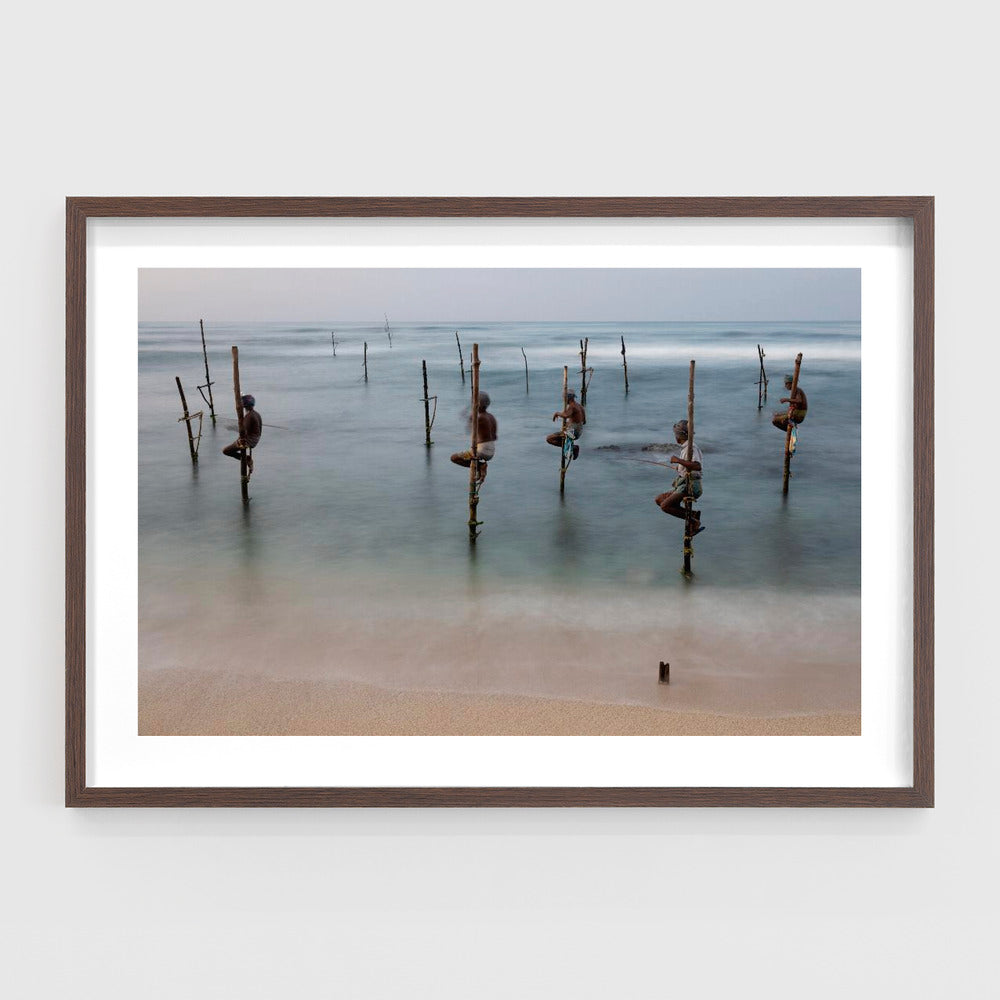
[139, 578, 861, 736]
[140, 669, 860, 736]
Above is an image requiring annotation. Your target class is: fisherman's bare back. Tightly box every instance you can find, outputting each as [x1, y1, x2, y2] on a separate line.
[476, 410, 498, 444]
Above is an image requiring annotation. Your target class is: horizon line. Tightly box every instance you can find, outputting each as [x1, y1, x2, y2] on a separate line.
[139, 317, 861, 326]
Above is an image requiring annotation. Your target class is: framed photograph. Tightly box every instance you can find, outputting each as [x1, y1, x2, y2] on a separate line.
[66, 197, 933, 807]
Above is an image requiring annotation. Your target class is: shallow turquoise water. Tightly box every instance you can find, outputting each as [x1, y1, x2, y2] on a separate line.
[139, 320, 860, 602]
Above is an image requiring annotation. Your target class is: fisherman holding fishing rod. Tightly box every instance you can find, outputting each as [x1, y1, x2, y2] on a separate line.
[653, 419, 705, 534]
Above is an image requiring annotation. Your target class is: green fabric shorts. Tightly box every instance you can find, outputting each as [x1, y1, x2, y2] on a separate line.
[671, 476, 703, 499]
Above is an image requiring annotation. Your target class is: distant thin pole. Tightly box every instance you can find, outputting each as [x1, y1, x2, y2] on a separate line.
[682, 360, 696, 577]
[231, 347, 249, 503]
[579, 337, 590, 404]
[363, 341, 368, 382]
[331, 332, 337, 356]
[621, 335, 629, 394]
[175, 376, 201, 462]
[468, 344, 482, 542]
[456, 331, 465, 384]
[197, 319, 216, 423]
[385, 314, 392, 349]
[422, 359, 433, 447]
[559, 365, 569, 495]
[757, 344, 768, 409]
[521, 347, 529, 392]
[782, 352, 803, 495]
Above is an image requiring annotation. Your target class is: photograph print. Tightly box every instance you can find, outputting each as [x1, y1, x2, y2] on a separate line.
[138, 266, 861, 737]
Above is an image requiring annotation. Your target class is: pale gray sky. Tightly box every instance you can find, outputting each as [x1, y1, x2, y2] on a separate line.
[139, 268, 860, 322]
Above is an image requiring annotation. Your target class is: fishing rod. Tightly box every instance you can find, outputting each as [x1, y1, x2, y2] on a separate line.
[222, 421, 293, 431]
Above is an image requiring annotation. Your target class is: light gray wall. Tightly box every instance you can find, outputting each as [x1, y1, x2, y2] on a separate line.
[1, 2, 992, 997]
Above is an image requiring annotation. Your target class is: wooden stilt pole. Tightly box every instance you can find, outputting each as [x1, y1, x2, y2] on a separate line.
[757, 344, 768, 409]
[621, 335, 629, 394]
[579, 337, 589, 404]
[385, 314, 392, 349]
[782, 352, 803, 496]
[175, 376, 200, 462]
[363, 341, 368, 382]
[231, 346, 249, 503]
[682, 360, 696, 577]
[331, 332, 336, 356]
[521, 347, 529, 393]
[198, 319, 216, 424]
[422, 359, 433, 447]
[559, 365, 569, 495]
[456, 331, 465, 384]
[468, 344, 482, 542]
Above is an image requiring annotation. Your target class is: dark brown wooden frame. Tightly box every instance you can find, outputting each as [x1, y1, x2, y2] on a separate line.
[66, 196, 934, 807]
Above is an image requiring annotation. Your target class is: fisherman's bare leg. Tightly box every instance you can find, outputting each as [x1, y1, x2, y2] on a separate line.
[657, 490, 687, 518]
[684, 505, 702, 531]
[546, 432, 564, 447]
[451, 452, 472, 467]
[771, 412, 789, 430]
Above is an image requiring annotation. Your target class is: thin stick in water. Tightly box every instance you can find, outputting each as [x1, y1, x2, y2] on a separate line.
[621, 335, 629, 394]
[559, 365, 569, 495]
[682, 360, 696, 577]
[757, 344, 768, 409]
[422, 359, 433, 447]
[468, 344, 482, 542]
[231, 346, 249, 503]
[456, 331, 465, 384]
[197, 319, 216, 423]
[521, 347, 529, 393]
[363, 341, 368, 382]
[782, 352, 803, 495]
[175, 376, 200, 462]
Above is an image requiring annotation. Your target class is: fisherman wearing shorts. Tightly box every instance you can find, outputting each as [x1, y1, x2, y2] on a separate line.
[450, 392, 498, 481]
[772, 374, 808, 431]
[655, 419, 704, 534]
[546, 390, 586, 460]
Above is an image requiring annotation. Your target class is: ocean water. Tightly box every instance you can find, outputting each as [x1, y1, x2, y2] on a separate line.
[139, 319, 860, 600]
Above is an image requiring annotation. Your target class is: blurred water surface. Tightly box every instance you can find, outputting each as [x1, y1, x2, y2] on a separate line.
[140, 320, 860, 601]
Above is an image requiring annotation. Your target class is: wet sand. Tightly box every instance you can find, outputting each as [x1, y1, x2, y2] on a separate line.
[140, 669, 860, 736]
[139, 576, 861, 736]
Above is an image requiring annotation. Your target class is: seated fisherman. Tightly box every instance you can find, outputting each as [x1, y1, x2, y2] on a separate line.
[772, 374, 808, 431]
[450, 392, 498, 481]
[654, 419, 704, 534]
[546, 390, 586, 460]
[222, 394, 262, 474]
